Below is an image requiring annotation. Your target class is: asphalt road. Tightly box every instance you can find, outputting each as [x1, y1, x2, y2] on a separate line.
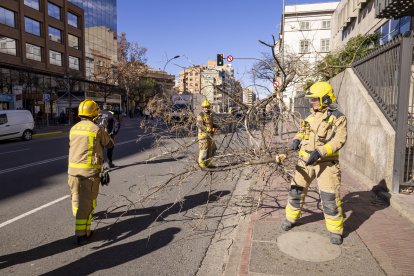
[0, 123, 240, 275]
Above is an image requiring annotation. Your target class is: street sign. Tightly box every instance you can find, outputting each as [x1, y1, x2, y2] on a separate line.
[273, 80, 281, 89]
[43, 93, 50, 103]
[226, 55, 234, 62]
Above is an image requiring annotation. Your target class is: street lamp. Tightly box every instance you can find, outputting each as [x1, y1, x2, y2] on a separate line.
[163, 55, 180, 72]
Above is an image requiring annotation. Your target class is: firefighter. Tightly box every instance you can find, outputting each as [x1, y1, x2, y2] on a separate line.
[97, 103, 120, 168]
[197, 100, 218, 167]
[68, 99, 113, 245]
[281, 82, 347, 245]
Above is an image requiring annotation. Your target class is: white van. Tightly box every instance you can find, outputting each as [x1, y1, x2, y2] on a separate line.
[0, 110, 35, 141]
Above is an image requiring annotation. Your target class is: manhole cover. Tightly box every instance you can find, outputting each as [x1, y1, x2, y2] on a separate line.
[277, 231, 341, 262]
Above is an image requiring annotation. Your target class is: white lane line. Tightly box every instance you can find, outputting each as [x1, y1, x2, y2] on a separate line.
[0, 149, 29, 155]
[0, 139, 138, 175]
[0, 195, 70, 229]
[0, 156, 68, 175]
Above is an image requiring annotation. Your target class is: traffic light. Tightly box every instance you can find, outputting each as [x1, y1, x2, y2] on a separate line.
[217, 53, 224, 66]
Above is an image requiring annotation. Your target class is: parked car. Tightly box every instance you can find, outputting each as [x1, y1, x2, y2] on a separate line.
[0, 110, 35, 141]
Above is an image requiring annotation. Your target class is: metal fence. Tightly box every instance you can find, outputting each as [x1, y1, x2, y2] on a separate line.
[353, 32, 414, 192]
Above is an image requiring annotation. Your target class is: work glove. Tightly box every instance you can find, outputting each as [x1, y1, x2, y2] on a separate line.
[100, 169, 110, 186]
[291, 139, 301, 151]
[305, 150, 321, 166]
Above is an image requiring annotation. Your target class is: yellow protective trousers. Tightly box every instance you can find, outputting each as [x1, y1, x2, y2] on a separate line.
[198, 138, 216, 167]
[68, 175, 100, 237]
[284, 159, 344, 235]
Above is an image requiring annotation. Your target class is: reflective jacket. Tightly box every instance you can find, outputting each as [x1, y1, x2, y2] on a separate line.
[197, 111, 216, 139]
[294, 107, 347, 163]
[68, 119, 113, 177]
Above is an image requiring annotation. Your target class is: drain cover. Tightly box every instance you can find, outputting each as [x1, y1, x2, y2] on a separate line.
[277, 231, 341, 262]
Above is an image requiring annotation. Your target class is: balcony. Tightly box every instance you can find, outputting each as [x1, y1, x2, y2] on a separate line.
[376, 0, 414, 18]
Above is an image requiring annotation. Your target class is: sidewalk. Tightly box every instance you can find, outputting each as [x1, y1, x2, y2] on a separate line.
[224, 162, 414, 276]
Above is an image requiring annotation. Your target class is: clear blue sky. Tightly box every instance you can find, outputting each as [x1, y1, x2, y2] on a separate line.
[117, 0, 338, 91]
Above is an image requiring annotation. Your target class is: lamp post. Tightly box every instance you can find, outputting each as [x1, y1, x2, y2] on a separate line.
[163, 55, 180, 72]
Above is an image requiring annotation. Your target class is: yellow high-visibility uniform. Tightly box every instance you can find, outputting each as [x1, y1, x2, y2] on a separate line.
[197, 111, 217, 167]
[285, 107, 347, 235]
[68, 119, 113, 237]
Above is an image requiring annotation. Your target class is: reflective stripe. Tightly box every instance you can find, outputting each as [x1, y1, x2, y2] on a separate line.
[304, 134, 310, 139]
[298, 150, 310, 158]
[285, 205, 301, 220]
[295, 134, 304, 139]
[76, 219, 88, 224]
[69, 129, 99, 169]
[305, 117, 314, 122]
[69, 162, 102, 169]
[325, 217, 343, 232]
[324, 144, 333, 156]
[327, 117, 334, 123]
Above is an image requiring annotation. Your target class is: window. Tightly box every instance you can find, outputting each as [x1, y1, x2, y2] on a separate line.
[0, 7, 15, 28]
[24, 0, 39, 10]
[0, 37, 17, 56]
[26, 43, 41, 61]
[49, 50, 62, 66]
[321, 20, 331, 29]
[320, 39, 330, 52]
[68, 12, 78, 28]
[299, 40, 310, 53]
[300, 21, 310, 30]
[48, 2, 61, 20]
[48, 26, 62, 43]
[25, 17, 41, 36]
[68, 34, 79, 49]
[69, 56, 79, 70]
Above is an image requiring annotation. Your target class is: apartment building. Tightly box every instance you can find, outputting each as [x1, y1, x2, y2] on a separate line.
[0, 0, 85, 76]
[0, 0, 85, 111]
[332, 0, 412, 49]
[279, 1, 339, 101]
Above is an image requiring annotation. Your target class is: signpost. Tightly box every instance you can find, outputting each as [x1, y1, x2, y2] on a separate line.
[273, 80, 281, 89]
[226, 55, 234, 62]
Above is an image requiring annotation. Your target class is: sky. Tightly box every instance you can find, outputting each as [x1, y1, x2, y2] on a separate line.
[117, 0, 339, 93]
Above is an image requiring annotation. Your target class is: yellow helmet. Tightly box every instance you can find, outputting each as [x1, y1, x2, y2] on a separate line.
[201, 100, 211, 108]
[305, 82, 336, 108]
[78, 99, 100, 118]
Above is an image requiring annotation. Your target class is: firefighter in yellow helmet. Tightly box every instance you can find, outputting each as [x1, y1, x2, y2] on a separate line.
[68, 99, 113, 245]
[197, 100, 218, 167]
[282, 82, 347, 245]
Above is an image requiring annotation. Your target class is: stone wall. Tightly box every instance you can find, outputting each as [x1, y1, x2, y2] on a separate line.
[330, 68, 395, 191]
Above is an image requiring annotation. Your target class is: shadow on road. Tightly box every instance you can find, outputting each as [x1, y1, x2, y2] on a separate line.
[108, 155, 187, 172]
[0, 190, 230, 272]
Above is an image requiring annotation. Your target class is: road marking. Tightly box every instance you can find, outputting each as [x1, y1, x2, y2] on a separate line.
[0, 148, 29, 155]
[0, 195, 70, 229]
[0, 156, 68, 175]
[0, 139, 138, 175]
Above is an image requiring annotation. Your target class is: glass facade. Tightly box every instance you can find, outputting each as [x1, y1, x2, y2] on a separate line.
[0, 7, 15, 28]
[25, 17, 41, 36]
[48, 2, 61, 20]
[68, 0, 117, 32]
[68, 0, 118, 80]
